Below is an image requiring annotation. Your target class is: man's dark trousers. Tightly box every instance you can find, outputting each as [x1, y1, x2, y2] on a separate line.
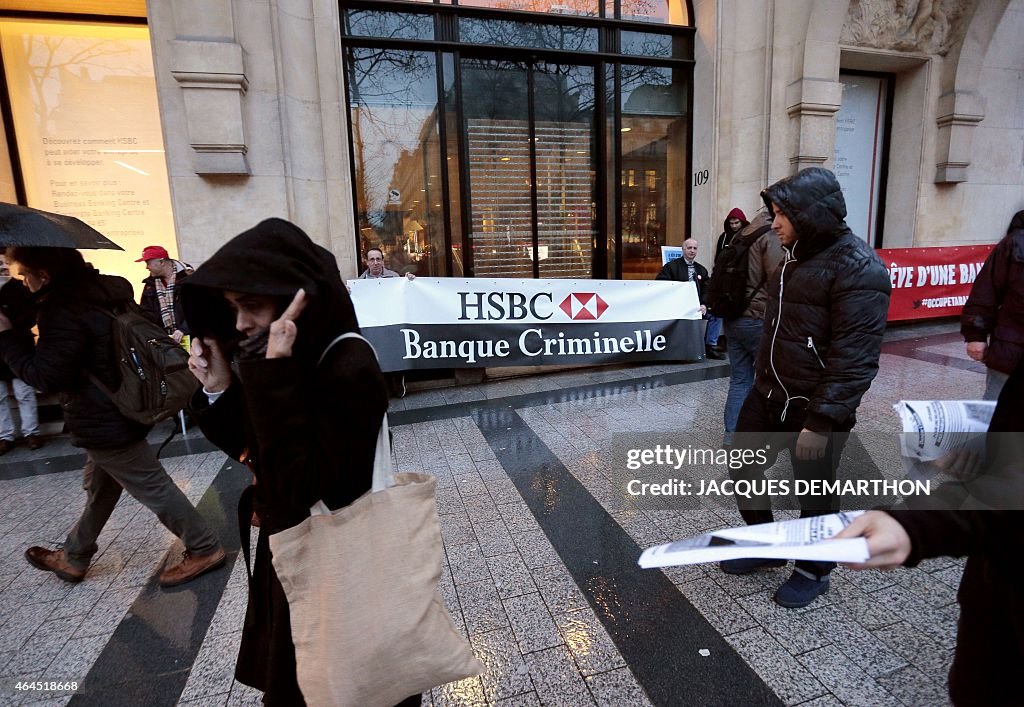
[729, 388, 855, 579]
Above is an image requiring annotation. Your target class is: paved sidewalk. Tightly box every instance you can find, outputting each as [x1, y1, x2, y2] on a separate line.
[0, 320, 980, 706]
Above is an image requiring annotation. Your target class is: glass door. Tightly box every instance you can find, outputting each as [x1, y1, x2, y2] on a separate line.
[460, 58, 597, 278]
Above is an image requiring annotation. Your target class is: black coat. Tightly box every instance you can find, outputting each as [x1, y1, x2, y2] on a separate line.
[0, 278, 36, 381]
[755, 167, 891, 433]
[0, 268, 150, 449]
[182, 218, 388, 705]
[139, 264, 191, 335]
[656, 258, 710, 304]
[889, 365, 1024, 706]
[961, 212, 1024, 375]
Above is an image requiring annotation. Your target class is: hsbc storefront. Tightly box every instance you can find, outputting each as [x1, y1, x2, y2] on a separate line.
[348, 278, 705, 371]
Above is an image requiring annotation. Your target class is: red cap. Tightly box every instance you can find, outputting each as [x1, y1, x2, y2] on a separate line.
[135, 245, 170, 262]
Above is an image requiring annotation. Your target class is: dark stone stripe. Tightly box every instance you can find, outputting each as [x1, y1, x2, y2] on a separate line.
[68, 457, 248, 707]
[0, 436, 219, 481]
[473, 407, 781, 707]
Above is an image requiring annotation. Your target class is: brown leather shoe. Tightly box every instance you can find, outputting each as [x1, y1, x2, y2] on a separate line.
[25, 435, 44, 450]
[25, 546, 86, 583]
[158, 547, 226, 587]
[0, 439, 13, 455]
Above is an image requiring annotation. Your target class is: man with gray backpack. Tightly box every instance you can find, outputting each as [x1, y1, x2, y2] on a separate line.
[706, 209, 783, 445]
[0, 247, 224, 588]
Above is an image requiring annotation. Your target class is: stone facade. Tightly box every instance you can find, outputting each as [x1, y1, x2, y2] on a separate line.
[144, 0, 1024, 271]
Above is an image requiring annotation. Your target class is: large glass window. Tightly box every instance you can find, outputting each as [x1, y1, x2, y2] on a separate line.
[460, 59, 596, 278]
[343, 3, 692, 280]
[619, 64, 687, 279]
[0, 18, 176, 290]
[461, 59, 534, 278]
[348, 48, 445, 276]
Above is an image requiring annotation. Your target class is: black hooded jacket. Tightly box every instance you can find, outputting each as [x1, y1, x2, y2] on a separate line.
[181, 219, 389, 700]
[755, 167, 891, 433]
[961, 210, 1024, 375]
[0, 268, 150, 448]
[180, 217, 388, 532]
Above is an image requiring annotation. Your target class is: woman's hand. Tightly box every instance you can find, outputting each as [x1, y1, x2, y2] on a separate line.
[189, 337, 232, 392]
[267, 289, 308, 359]
[0, 311, 11, 333]
[834, 511, 912, 570]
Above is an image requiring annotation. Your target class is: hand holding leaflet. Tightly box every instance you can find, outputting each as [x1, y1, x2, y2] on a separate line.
[638, 512, 869, 569]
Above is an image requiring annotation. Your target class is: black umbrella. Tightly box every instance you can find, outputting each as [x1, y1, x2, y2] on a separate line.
[0, 202, 123, 250]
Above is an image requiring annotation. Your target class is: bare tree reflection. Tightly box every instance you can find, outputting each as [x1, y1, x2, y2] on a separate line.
[348, 48, 437, 242]
[6, 33, 142, 132]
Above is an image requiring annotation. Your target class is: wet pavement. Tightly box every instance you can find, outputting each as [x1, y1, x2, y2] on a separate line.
[0, 320, 981, 706]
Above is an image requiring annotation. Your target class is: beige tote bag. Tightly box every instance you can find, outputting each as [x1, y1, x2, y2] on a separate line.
[269, 334, 480, 707]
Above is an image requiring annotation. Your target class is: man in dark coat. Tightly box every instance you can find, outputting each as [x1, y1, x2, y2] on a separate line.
[837, 362, 1023, 706]
[721, 167, 891, 608]
[961, 209, 1024, 400]
[137, 244, 192, 343]
[0, 247, 224, 587]
[656, 239, 724, 359]
[720, 211, 785, 445]
[715, 206, 750, 260]
[0, 275, 43, 453]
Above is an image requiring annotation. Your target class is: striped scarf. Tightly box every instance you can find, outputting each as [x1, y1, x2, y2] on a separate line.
[154, 270, 177, 333]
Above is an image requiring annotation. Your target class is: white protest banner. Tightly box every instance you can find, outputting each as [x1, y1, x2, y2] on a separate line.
[348, 277, 704, 372]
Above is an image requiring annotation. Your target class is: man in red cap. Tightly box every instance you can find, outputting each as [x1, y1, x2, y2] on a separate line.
[136, 245, 192, 343]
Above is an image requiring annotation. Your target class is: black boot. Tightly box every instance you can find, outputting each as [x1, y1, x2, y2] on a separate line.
[705, 345, 726, 360]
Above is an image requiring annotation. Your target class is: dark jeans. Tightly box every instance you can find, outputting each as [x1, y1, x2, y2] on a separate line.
[723, 317, 764, 443]
[729, 388, 855, 579]
[705, 314, 723, 346]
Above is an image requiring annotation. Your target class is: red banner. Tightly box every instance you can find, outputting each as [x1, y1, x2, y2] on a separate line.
[877, 245, 995, 321]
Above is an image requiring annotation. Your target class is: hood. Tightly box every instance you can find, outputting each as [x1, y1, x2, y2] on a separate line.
[1008, 210, 1024, 261]
[724, 207, 749, 233]
[1008, 210, 1024, 234]
[180, 218, 359, 362]
[761, 167, 851, 256]
[739, 210, 772, 235]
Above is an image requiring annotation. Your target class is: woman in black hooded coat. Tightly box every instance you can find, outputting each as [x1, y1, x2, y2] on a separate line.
[180, 218, 410, 706]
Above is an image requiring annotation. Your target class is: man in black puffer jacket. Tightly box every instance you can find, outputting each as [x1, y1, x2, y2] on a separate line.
[0, 247, 224, 588]
[720, 167, 891, 608]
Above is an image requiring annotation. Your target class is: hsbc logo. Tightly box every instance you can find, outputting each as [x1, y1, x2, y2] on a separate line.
[455, 290, 611, 321]
[559, 293, 608, 320]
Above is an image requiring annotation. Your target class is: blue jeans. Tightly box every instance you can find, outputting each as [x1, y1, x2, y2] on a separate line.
[723, 317, 764, 443]
[705, 315, 722, 346]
